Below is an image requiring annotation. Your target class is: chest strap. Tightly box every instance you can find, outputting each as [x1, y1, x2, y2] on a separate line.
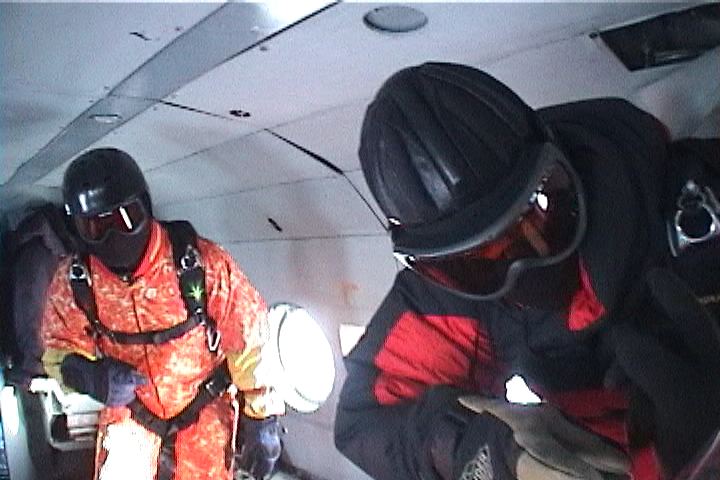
[68, 221, 220, 353]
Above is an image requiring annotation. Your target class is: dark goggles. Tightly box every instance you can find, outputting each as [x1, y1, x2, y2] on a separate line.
[395, 158, 586, 300]
[73, 198, 148, 243]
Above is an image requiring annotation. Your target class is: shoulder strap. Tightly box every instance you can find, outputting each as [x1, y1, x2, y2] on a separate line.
[163, 220, 198, 270]
[68, 256, 105, 346]
[162, 221, 221, 352]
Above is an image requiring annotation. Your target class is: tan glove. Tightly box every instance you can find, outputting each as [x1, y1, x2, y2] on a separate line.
[459, 396, 630, 480]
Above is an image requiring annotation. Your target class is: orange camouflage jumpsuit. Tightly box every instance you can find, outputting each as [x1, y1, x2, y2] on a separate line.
[41, 221, 284, 480]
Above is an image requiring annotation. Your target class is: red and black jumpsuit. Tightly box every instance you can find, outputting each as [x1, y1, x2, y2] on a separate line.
[335, 265, 662, 479]
[335, 100, 720, 480]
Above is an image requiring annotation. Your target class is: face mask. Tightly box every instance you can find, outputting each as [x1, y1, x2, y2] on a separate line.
[85, 222, 151, 277]
[502, 254, 580, 311]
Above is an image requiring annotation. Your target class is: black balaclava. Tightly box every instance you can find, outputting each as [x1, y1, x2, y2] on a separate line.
[85, 219, 151, 277]
[502, 254, 580, 312]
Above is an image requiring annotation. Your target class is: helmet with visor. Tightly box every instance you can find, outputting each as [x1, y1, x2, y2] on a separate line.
[393, 143, 586, 300]
[360, 62, 586, 300]
[63, 148, 150, 245]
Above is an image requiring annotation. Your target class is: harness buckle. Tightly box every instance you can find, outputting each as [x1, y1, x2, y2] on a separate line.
[194, 310, 220, 353]
[69, 258, 91, 285]
[180, 245, 201, 271]
[206, 325, 221, 353]
[668, 180, 720, 256]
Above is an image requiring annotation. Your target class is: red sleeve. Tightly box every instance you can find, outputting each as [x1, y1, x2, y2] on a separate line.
[335, 270, 504, 480]
[41, 257, 96, 356]
[200, 239, 284, 417]
[374, 311, 495, 405]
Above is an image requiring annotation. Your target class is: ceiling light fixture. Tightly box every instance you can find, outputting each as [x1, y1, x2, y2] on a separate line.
[363, 5, 428, 34]
[89, 113, 122, 124]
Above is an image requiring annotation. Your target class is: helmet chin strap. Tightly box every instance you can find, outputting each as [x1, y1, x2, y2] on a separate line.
[86, 223, 152, 279]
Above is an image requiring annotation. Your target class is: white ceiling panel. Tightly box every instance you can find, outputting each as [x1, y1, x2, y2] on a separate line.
[168, 3, 690, 128]
[1, 85, 95, 183]
[267, 12, 701, 190]
[485, 34, 679, 111]
[83, 103, 257, 173]
[272, 98, 370, 172]
[23, 94, 155, 187]
[1, 3, 221, 97]
[155, 176, 385, 243]
[35, 158, 73, 188]
[631, 48, 720, 139]
[145, 130, 335, 206]
[344, 169, 386, 229]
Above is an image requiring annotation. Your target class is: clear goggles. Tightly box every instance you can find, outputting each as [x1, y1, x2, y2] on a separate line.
[394, 158, 586, 300]
[73, 198, 148, 243]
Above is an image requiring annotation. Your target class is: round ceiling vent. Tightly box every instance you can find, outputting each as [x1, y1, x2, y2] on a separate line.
[363, 5, 428, 34]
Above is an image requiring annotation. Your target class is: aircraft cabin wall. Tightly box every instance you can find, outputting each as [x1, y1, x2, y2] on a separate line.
[2, 3, 720, 480]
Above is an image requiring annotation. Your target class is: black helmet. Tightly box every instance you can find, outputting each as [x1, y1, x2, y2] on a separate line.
[63, 148, 149, 217]
[360, 62, 552, 256]
[360, 63, 586, 300]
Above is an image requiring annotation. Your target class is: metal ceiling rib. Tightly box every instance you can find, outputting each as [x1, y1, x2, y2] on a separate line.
[3, 1, 336, 189]
[1, 2, 222, 185]
[167, 2, 693, 127]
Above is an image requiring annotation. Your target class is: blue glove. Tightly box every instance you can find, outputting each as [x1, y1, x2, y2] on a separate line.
[236, 415, 282, 480]
[60, 354, 147, 407]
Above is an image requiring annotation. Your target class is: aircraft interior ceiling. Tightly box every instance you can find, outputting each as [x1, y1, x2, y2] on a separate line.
[2, 2, 720, 479]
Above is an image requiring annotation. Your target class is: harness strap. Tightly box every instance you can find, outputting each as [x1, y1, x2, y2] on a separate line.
[68, 257, 103, 342]
[68, 257, 212, 346]
[128, 362, 232, 438]
[128, 362, 233, 480]
[67, 221, 221, 353]
[166, 221, 220, 353]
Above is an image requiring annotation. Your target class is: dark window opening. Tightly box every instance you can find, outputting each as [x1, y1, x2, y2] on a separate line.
[598, 4, 720, 71]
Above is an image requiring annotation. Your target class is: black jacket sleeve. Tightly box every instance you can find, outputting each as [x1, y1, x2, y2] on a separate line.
[334, 271, 500, 480]
[11, 239, 59, 380]
[335, 363, 465, 480]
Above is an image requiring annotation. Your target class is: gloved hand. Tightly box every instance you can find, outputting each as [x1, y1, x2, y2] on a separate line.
[457, 396, 630, 480]
[611, 268, 720, 476]
[236, 415, 282, 480]
[60, 354, 147, 407]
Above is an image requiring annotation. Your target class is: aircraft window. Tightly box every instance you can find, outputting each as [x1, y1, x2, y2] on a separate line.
[339, 324, 367, 356]
[504, 375, 542, 405]
[267, 303, 335, 413]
